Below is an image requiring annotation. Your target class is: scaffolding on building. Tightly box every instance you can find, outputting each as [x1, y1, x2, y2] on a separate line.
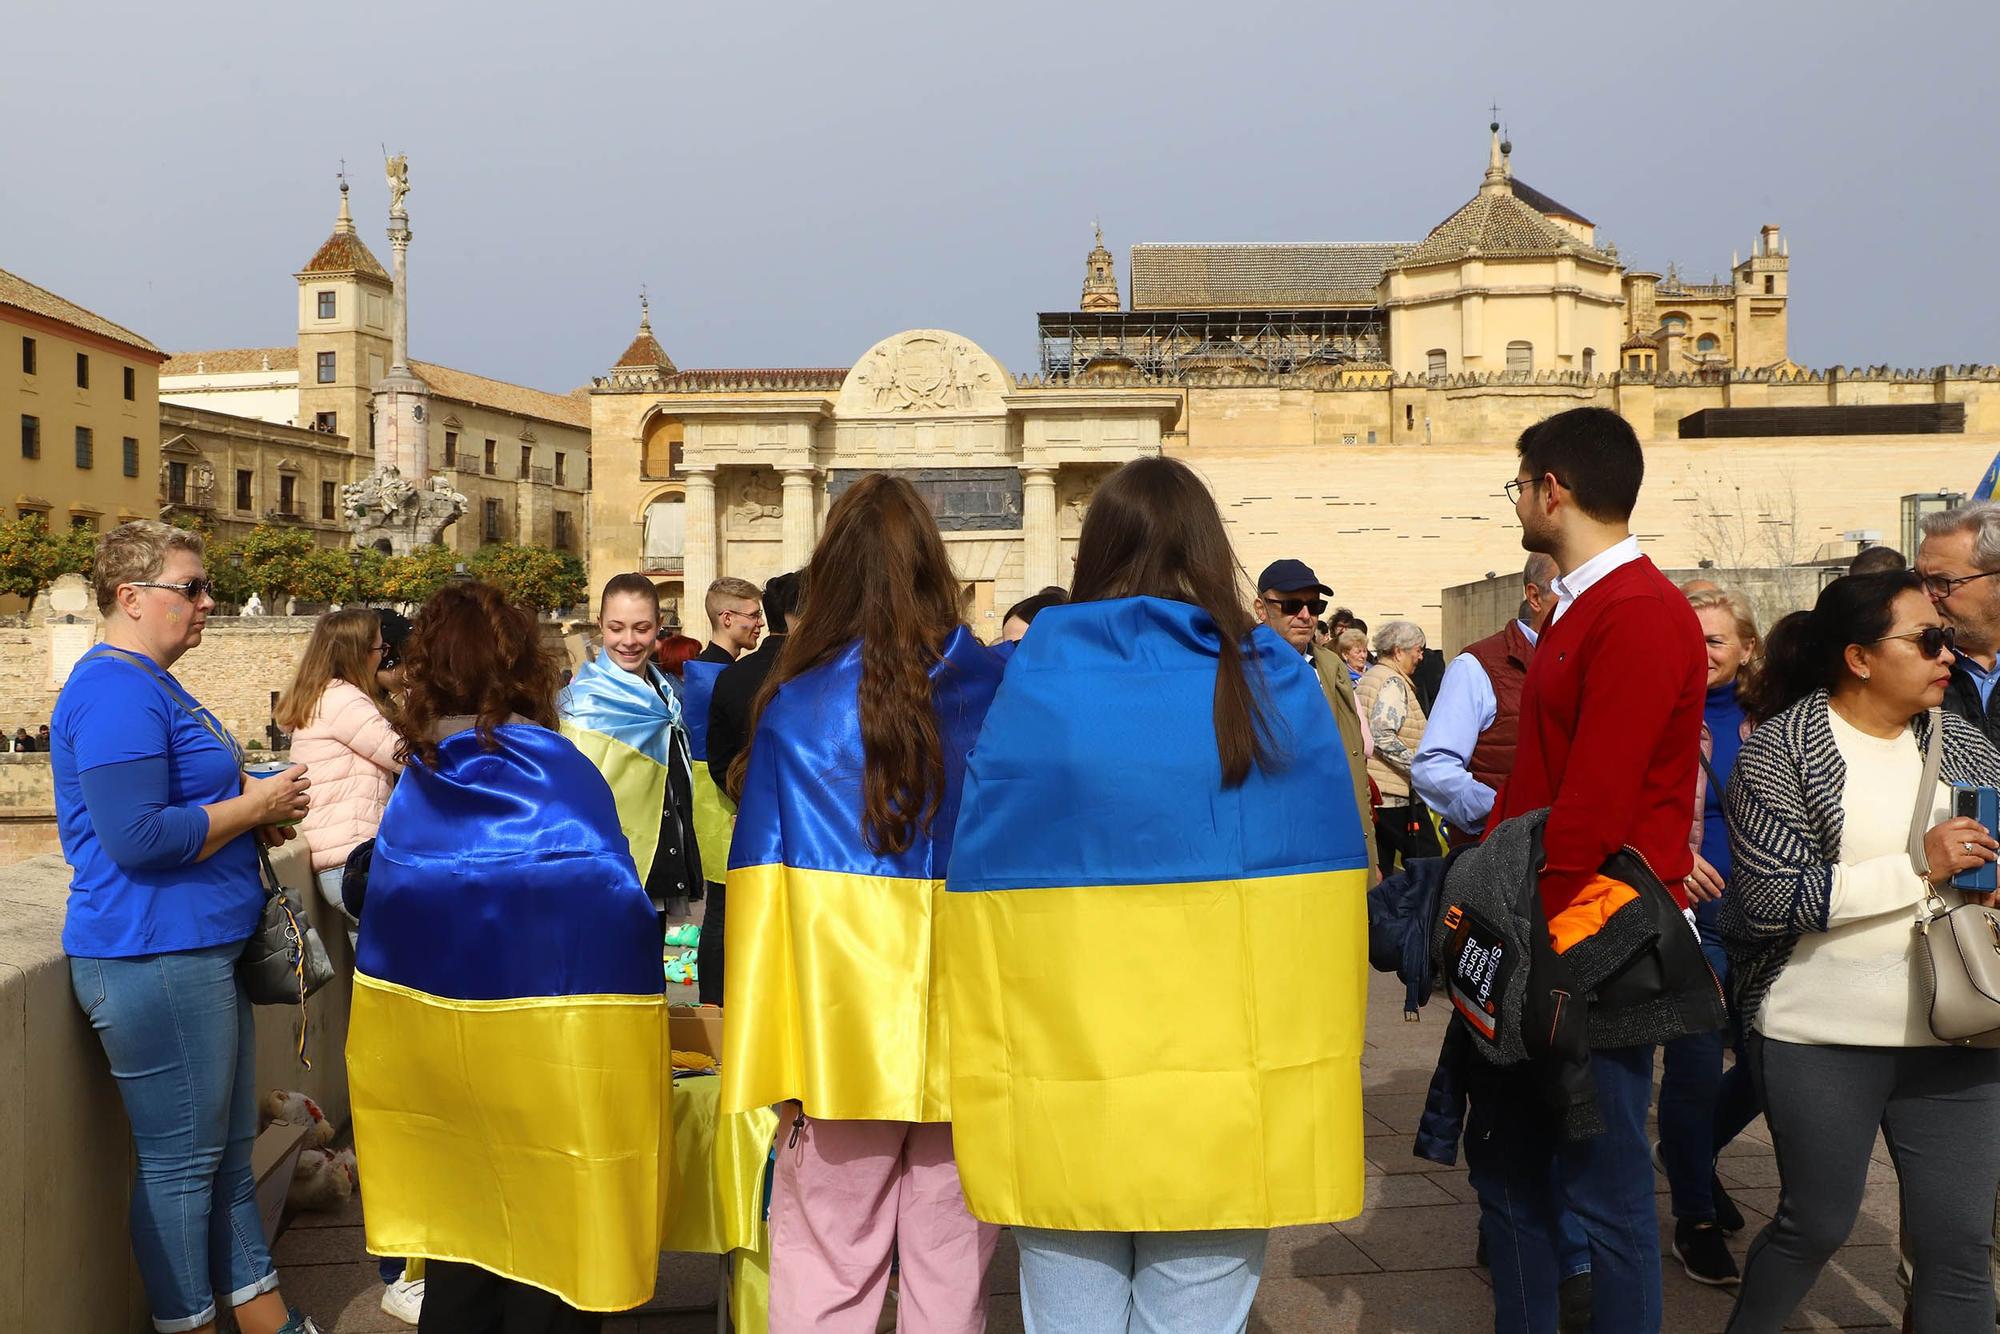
[1034, 308, 1387, 380]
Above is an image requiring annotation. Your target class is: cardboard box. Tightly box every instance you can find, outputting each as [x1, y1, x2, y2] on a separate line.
[669, 1005, 724, 1061]
[251, 1120, 309, 1246]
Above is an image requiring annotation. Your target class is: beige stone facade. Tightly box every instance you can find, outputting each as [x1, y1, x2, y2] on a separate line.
[159, 185, 590, 556]
[159, 402, 362, 546]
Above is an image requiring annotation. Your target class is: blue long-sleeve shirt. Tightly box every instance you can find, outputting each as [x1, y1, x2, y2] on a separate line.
[79, 756, 211, 869]
[1410, 621, 1539, 837]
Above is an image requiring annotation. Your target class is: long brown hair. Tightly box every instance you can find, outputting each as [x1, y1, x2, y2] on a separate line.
[1069, 456, 1278, 786]
[274, 608, 388, 730]
[395, 580, 562, 767]
[727, 474, 962, 854]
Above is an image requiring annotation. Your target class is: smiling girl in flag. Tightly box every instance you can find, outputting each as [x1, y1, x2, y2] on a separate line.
[943, 456, 1373, 1332]
[721, 473, 1003, 1333]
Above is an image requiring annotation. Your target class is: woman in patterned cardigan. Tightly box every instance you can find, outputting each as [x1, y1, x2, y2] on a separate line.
[1721, 570, 2000, 1332]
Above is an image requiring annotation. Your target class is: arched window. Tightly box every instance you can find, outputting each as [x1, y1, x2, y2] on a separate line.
[1580, 348, 1595, 376]
[1506, 341, 1533, 374]
[1426, 348, 1446, 378]
[1661, 313, 1689, 333]
[642, 493, 686, 570]
[1696, 334, 1720, 355]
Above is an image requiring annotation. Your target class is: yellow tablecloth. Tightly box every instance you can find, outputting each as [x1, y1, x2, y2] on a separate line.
[663, 1075, 778, 1332]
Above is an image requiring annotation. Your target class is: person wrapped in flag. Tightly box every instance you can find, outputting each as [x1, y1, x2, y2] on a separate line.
[943, 456, 1372, 1331]
[348, 580, 672, 1326]
[721, 473, 1003, 1333]
[559, 573, 705, 934]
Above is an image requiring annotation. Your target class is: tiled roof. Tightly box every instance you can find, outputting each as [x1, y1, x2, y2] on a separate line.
[161, 346, 298, 376]
[1129, 243, 1406, 310]
[1396, 187, 1608, 269]
[1508, 178, 1592, 225]
[614, 327, 676, 372]
[299, 231, 390, 281]
[0, 266, 161, 354]
[1621, 330, 1659, 350]
[408, 360, 591, 429]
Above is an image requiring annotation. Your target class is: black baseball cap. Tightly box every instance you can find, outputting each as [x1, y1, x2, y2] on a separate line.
[1255, 559, 1332, 596]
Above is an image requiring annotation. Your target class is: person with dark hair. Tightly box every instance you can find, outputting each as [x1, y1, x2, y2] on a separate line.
[999, 584, 1068, 643]
[9, 726, 32, 752]
[1918, 502, 2000, 750]
[349, 580, 672, 1332]
[375, 608, 413, 696]
[720, 476, 1001, 1332]
[560, 574, 704, 928]
[700, 569, 801, 1006]
[1721, 571, 2000, 1331]
[1849, 544, 1907, 576]
[943, 456, 1372, 1329]
[1471, 406, 1712, 1334]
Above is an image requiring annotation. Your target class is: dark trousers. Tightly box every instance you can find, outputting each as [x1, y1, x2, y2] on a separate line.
[1374, 801, 1439, 877]
[697, 881, 725, 1006]
[1470, 1044, 1661, 1334]
[1657, 917, 1761, 1221]
[1727, 1036, 2000, 1333]
[418, 1260, 603, 1334]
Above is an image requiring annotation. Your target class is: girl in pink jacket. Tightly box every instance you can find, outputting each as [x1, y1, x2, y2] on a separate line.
[274, 609, 404, 915]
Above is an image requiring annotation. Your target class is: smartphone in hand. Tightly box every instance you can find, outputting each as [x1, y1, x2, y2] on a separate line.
[1951, 785, 2000, 893]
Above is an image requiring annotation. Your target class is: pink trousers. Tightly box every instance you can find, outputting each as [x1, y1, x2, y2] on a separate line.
[768, 1111, 998, 1334]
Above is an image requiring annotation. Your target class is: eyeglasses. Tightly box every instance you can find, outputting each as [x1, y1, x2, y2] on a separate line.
[1871, 625, 1956, 660]
[1503, 478, 1529, 504]
[723, 609, 765, 624]
[1261, 596, 1327, 618]
[129, 577, 214, 602]
[1921, 570, 2000, 600]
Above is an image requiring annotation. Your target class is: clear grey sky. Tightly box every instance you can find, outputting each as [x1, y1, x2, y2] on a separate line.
[6, 0, 1995, 393]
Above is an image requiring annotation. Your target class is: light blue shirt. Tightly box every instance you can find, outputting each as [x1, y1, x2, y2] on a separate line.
[1410, 621, 1539, 837]
[1961, 655, 2000, 708]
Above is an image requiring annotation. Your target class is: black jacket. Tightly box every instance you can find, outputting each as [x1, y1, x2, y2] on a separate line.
[1941, 661, 2000, 753]
[707, 634, 785, 786]
[696, 642, 735, 668]
[645, 675, 704, 907]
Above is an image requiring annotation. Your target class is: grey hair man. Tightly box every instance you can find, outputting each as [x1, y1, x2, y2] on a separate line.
[1411, 553, 1560, 847]
[1917, 502, 2000, 748]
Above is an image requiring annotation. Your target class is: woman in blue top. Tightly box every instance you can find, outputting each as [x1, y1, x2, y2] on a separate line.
[51, 521, 318, 1334]
[1655, 585, 1761, 1288]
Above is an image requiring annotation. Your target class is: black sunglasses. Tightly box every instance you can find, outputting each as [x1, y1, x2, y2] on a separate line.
[1871, 625, 1956, 660]
[1262, 596, 1327, 618]
[128, 577, 215, 602]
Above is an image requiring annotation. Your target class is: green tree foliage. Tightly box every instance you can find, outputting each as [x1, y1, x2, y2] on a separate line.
[0, 516, 95, 603]
[214, 525, 317, 603]
[470, 543, 588, 614]
[374, 544, 461, 605]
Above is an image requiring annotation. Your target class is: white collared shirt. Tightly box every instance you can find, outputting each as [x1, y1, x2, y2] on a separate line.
[1547, 535, 1642, 625]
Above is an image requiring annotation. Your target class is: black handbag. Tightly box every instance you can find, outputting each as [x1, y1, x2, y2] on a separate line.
[340, 837, 375, 921]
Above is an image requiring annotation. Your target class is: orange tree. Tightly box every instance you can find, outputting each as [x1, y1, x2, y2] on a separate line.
[0, 515, 95, 604]
[470, 543, 588, 615]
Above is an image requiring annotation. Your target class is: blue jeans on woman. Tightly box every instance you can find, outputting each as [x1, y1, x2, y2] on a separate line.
[1016, 1227, 1266, 1333]
[1658, 907, 1760, 1221]
[71, 940, 278, 1333]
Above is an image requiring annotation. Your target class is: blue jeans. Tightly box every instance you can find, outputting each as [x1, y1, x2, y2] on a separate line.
[1470, 1044, 1662, 1334]
[1016, 1227, 1266, 1334]
[1466, 1093, 1592, 1334]
[1658, 914, 1731, 1220]
[70, 941, 278, 1333]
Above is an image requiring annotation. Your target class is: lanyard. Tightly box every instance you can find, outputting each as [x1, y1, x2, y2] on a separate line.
[93, 645, 244, 764]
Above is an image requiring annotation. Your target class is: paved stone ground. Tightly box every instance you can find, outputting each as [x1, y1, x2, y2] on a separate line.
[291, 970, 1905, 1333]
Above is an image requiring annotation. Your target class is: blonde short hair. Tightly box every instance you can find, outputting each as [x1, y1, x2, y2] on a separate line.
[1334, 627, 1368, 656]
[1685, 586, 1762, 650]
[704, 576, 762, 621]
[93, 520, 204, 614]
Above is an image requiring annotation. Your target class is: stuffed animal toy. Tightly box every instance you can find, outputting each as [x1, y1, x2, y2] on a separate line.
[261, 1089, 336, 1147]
[286, 1148, 353, 1212]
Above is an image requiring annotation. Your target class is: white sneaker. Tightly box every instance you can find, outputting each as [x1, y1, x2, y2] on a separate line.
[380, 1276, 424, 1326]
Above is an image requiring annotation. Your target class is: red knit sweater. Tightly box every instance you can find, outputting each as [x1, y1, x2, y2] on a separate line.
[1491, 554, 1707, 921]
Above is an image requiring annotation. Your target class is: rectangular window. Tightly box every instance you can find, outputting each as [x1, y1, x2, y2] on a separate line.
[279, 475, 296, 514]
[1426, 350, 1446, 377]
[554, 451, 566, 486]
[20, 336, 34, 374]
[320, 480, 336, 520]
[483, 497, 504, 541]
[1764, 274, 1775, 294]
[520, 445, 533, 478]
[121, 436, 138, 477]
[74, 426, 93, 469]
[316, 351, 336, 383]
[71, 514, 96, 531]
[122, 366, 135, 401]
[235, 469, 252, 511]
[484, 439, 496, 475]
[443, 430, 458, 465]
[167, 460, 188, 505]
[313, 411, 338, 434]
[75, 352, 89, 388]
[554, 511, 573, 551]
[19, 414, 37, 459]
[317, 290, 336, 319]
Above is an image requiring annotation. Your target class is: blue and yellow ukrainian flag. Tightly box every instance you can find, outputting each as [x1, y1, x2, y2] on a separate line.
[942, 597, 1372, 1231]
[558, 651, 687, 884]
[678, 657, 735, 885]
[721, 626, 1002, 1122]
[348, 724, 671, 1312]
[1975, 449, 2000, 502]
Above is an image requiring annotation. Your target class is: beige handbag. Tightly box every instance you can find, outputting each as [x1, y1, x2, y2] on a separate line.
[1909, 708, 2000, 1047]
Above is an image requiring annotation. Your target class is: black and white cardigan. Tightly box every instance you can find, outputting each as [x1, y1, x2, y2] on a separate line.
[1721, 690, 2000, 1031]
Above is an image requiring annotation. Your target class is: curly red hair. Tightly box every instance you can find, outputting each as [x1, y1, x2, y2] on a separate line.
[395, 580, 562, 767]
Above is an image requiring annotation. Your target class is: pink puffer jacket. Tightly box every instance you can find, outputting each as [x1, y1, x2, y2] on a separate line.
[291, 679, 404, 872]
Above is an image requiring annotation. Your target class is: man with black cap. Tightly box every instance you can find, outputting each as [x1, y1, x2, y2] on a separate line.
[1256, 558, 1377, 879]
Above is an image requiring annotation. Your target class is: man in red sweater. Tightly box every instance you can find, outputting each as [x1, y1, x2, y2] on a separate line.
[1470, 407, 1708, 1334]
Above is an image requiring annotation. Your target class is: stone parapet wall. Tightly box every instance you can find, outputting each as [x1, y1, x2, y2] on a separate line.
[0, 755, 57, 862]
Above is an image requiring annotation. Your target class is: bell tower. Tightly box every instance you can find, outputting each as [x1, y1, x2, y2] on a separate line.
[295, 175, 392, 451]
[1079, 224, 1121, 311]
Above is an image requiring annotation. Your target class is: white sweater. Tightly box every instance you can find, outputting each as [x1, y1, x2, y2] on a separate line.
[1758, 710, 1957, 1047]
